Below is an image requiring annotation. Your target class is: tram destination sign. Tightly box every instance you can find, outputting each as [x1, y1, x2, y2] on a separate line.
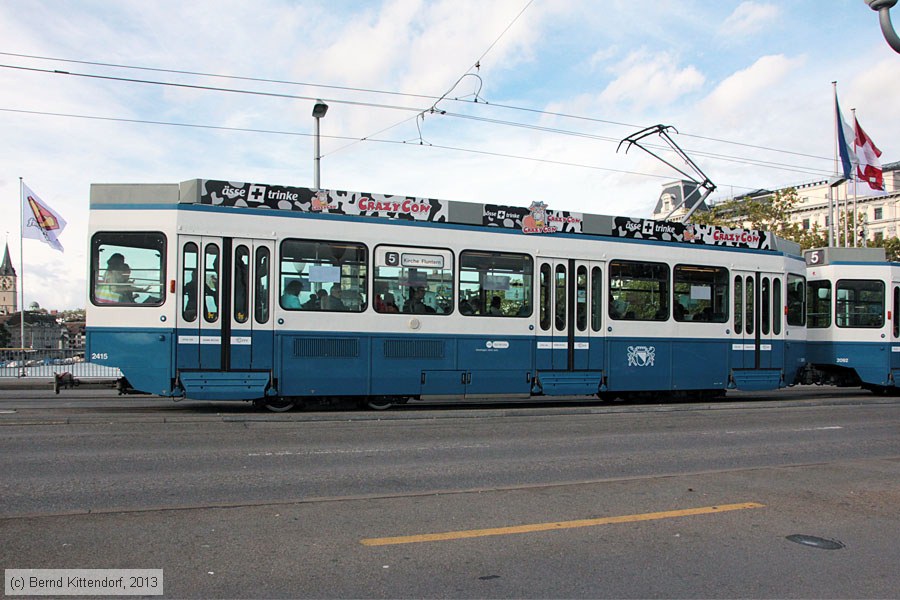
[200, 180, 448, 222]
[612, 217, 772, 250]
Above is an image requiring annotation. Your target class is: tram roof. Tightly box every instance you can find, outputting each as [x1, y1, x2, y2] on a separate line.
[803, 246, 888, 266]
[91, 178, 801, 255]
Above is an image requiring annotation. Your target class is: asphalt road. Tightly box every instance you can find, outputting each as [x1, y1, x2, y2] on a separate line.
[1, 388, 899, 598]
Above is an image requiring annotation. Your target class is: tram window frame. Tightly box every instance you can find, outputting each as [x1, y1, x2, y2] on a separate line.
[181, 242, 199, 322]
[673, 264, 728, 323]
[734, 276, 743, 334]
[373, 245, 454, 315]
[458, 250, 533, 318]
[743, 276, 755, 335]
[591, 266, 602, 332]
[807, 280, 832, 328]
[835, 279, 884, 328]
[539, 264, 552, 330]
[786, 273, 806, 326]
[254, 246, 270, 324]
[894, 286, 899, 338]
[554, 264, 567, 331]
[202, 244, 220, 323]
[233, 245, 250, 324]
[279, 239, 368, 313]
[91, 231, 166, 307]
[576, 265, 588, 332]
[608, 260, 669, 322]
[773, 277, 782, 335]
[761, 277, 771, 335]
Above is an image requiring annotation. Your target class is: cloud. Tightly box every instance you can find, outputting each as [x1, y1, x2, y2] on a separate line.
[701, 54, 805, 121]
[718, 2, 781, 39]
[598, 50, 705, 112]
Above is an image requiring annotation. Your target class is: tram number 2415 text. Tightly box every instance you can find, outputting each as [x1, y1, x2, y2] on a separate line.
[91, 352, 109, 361]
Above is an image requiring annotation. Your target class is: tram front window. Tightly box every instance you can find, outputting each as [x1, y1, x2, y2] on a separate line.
[91, 232, 166, 306]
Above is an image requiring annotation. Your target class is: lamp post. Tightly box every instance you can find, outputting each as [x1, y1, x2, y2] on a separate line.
[866, 0, 900, 53]
[312, 100, 329, 190]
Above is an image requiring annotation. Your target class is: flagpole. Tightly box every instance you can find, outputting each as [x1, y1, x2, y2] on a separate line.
[830, 81, 838, 248]
[18, 177, 25, 377]
[851, 108, 858, 248]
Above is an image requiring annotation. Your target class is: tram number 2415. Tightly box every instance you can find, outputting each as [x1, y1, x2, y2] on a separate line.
[91, 352, 109, 361]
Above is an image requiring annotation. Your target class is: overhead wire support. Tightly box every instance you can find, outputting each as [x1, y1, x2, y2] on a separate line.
[618, 124, 716, 223]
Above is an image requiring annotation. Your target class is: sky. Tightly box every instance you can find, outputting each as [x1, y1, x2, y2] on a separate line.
[1, 0, 898, 310]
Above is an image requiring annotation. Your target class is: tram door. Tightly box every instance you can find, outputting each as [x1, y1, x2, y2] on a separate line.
[536, 258, 605, 372]
[228, 238, 275, 371]
[732, 270, 778, 370]
[176, 236, 274, 372]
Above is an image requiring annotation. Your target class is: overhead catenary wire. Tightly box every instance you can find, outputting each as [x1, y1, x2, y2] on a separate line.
[0, 61, 835, 179]
[0, 106, 741, 187]
[0, 49, 834, 164]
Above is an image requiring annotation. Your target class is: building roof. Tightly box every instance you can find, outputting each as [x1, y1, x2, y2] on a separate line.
[652, 180, 709, 215]
[0, 243, 15, 277]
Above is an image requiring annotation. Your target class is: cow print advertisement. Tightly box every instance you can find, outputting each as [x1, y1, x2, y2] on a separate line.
[612, 217, 772, 250]
[200, 180, 448, 222]
[483, 202, 583, 234]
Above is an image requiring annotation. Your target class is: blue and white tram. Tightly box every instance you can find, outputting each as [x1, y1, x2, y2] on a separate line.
[85, 179, 808, 410]
[802, 247, 900, 393]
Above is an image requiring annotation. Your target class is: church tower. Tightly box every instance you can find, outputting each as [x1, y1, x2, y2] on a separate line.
[0, 243, 17, 315]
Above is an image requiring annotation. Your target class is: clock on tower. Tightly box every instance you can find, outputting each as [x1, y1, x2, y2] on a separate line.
[0, 276, 12, 290]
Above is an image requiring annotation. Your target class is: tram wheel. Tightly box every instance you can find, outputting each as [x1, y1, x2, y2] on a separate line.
[262, 397, 297, 412]
[364, 396, 394, 410]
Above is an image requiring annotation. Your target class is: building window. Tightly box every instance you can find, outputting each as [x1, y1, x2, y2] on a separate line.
[802, 218, 810, 230]
[874, 207, 883, 221]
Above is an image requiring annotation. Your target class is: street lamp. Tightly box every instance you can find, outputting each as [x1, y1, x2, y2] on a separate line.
[866, 0, 900, 54]
[312, 100, 329, 190]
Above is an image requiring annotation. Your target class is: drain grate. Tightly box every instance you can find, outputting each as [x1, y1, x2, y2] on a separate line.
[786, 534, 845, 550]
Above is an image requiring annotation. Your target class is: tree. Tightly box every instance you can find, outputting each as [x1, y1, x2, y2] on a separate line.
[870, 236, 900, 261]
[0, 323, 10, 349]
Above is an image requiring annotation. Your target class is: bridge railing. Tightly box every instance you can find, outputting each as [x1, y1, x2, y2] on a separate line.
[0, 348, 121, 379]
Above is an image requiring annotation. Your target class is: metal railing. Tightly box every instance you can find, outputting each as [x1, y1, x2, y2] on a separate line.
[0, 348, 121, 379]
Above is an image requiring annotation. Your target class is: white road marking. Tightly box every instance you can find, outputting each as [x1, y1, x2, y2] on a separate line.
[247, 443, 489, 457]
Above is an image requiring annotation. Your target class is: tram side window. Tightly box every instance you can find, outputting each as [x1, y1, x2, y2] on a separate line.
[786, 273, 806, 326]
[807, 280, 832, 328]
[279, 239, 367, 312]
[203, 244, 220, 323]
[609, 260, 669, 321]
[591, 266, 602, 332]
[182, 243, 199, 321]
[761, 277, 771, 335]
[254, 247, 270, 324]
[894, 286, 899, 338]
[539, 264, 551, 330]
[734, 276, 743, 334]
[459, 251, 533, 317]
[673, 265, 728, 323]
[91, 232, 166, 306]
[234, 245, 249, 323]
[373, 246, 453, 315]
[836, 279, 884, 328]
[773, 277, 782, 335]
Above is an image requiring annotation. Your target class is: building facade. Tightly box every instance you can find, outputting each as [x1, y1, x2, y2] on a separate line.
[0, 244, 16, 315]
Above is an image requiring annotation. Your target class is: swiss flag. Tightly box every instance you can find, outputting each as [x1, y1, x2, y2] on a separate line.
[854, 117, 884, 192]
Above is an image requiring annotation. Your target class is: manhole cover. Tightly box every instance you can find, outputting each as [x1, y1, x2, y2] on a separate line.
[786, 534, 845, 550]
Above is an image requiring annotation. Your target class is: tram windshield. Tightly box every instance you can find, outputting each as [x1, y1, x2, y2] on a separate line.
[91, 232, 166, 306]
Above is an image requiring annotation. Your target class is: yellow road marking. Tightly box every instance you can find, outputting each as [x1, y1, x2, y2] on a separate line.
[360, 502, 764, 546]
